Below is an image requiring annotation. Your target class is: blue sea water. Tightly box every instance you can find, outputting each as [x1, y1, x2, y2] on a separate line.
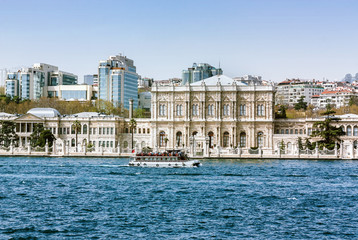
[0, 157, 358, 239]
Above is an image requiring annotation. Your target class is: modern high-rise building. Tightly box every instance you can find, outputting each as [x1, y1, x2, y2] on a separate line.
[98, 54, 139, 109]
[5, 63, 77, 100]
[84, 74, 98, 85]
[182, 63, 223, 85]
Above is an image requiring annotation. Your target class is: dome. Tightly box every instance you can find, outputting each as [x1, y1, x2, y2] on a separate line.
[27, 108, 61, 118]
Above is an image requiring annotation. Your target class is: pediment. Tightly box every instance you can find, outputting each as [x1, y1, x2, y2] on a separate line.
[15, 113, 43, 121]
[191, 96, 200, 102]
[223, 96, 231, 102]
[158, 97, 168, 102]
[256, 96, 266, 102]
[175, 96, 184, 101]
[207, 96, 215, 102]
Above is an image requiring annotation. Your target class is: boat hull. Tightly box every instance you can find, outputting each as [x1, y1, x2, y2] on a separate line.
[128, 159, 201, 168]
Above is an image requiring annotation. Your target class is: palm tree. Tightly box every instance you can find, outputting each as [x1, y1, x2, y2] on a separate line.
[72, 120, 81, 152]
[129, 118, 137, 151]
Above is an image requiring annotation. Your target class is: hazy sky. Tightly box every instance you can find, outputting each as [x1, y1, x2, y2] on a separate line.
[1, 0, 358, 83]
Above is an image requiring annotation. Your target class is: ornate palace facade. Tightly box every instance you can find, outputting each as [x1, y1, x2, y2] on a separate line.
[150, 75, 275, 155]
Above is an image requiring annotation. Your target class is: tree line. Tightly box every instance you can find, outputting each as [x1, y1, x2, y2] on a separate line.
[0, 95, 149, 117]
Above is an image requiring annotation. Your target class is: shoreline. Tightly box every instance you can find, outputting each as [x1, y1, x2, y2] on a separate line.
[0, 153, 357, 160]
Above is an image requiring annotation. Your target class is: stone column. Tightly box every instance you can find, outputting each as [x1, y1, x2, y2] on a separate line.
[129, 99, 134, 119]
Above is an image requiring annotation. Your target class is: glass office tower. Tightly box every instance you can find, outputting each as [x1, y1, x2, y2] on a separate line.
[98, 55, 139, 109]
[182, 63, 223, 85]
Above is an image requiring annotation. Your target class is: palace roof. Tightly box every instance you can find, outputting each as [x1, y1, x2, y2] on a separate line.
[27, 108, 61, 118]
[190, 75, 247, 86]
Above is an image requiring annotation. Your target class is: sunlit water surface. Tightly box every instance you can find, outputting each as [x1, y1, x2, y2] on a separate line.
[0, 157, 358, 239]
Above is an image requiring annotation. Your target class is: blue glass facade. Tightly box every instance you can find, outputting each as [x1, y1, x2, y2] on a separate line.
[61, 90, 87, 100]
[182, 63, 223, 85]
[6, 80, 16, 97]
[98, 55, 139, 110]
[33, 72, 45, 99]
[21, 74, 30, 99]
[123, 72, 138, 109]
[111, 73, 121, 103]
[99, 67, 109, 100]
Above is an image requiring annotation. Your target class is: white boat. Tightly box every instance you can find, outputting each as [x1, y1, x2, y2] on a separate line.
[128, 150, 201, 168]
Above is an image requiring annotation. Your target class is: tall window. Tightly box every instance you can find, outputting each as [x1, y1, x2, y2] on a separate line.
[176, 104, 182, 116]
[192, 104, 198, 116]
[354, 126, 358, 136]
[208, 131, 214, 148]
[207, 104, 214, 116]
[240, 104, 246, 116]
[159, 131, 166, 147]
[83, 124, 87, 134]
[240, 132, 246, 147]
[257, 132, 264, 147]
[223, 132, 230, 147]
[176, 131, 182, 146]
[159, 104, 166, 116]
[347, 126, 352, 136]
[257, 104, 265, 116]
[223, 104, 230, 116]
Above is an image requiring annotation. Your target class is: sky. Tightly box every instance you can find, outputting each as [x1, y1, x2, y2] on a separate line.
[1, 0, 358, 83]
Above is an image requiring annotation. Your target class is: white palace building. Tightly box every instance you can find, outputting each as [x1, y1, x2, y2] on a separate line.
[1, 74, 358, 159]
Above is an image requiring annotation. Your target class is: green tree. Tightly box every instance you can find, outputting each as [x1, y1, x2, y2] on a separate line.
[275, 105, 287, 118]
[294, 96, 308, 111]
[304, 138, 316, 150]
[279, 139, 285, 153]
[134, 108, 146, 118]
[30, 124, 56, 148]
[311, 104, 345, 150]
[30, 123, 44, 147]
[349, 96, 358, 106]
[129, 118, 137, 150]
[297, 137, 304, 150]
[0, 121, 18, 147]
[72, 120, 81, 152]
[40, 129, 56, 147]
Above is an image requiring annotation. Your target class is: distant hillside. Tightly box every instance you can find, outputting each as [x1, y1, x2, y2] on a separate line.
[342, 73, 358, 83]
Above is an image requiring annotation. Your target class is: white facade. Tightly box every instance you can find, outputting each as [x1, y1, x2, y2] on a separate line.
[276, 79, 324, 106]
[150, 75, 276, 155]
[314, 90, 356, 109]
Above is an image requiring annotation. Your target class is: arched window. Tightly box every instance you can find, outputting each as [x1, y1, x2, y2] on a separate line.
[71, 138, 75, 147]
[159, 104, 166, 116]
[240, 132, 246, 148]
[176, 104, 182, 116]
[176, 131, 182, 147]
[124, 141, 128, 148]
[208, 104, 214, 116]
[223, 104, 229, 116]
[138, 128, 141, 134]
[240, 104, 246, 116]
[257, 104, 264, 116]
[83, 124, 87, 134]
[208, 131, 214, 148]
[159, 131, 166, 147]
[192, 131, 198, 136]
[141, 141, 146, 148]
[257, 132, 264, 147]
[354, 126, 358, 136]
[354, 140, 358, 149]
[223, 132, 230, 147]
[347, 126, 352, 136]
[287, 142, 292, 150]
[192, 104, 198, 116]
[147, 128, 150, 134]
